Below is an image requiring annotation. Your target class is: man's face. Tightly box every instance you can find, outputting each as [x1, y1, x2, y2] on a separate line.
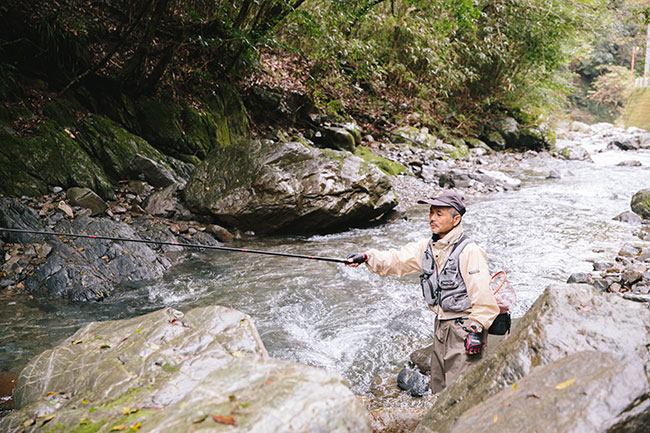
[429, 206, 460, 236]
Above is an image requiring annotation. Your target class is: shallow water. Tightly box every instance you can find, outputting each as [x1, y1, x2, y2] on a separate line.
[2, 134, 650, 408]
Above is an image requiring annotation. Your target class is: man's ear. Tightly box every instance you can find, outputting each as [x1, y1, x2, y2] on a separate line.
[453, 214, 462, 227]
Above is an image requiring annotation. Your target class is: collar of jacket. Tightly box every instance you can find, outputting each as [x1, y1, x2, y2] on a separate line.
[431, 223, 464, 249]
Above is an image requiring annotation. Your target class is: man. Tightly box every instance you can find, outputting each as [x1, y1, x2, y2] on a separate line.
[346, 190, 499, 394]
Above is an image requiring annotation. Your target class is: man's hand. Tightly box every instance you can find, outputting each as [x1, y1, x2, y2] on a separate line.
[346, 253, 368, 267]
[463, 325, 483, 355]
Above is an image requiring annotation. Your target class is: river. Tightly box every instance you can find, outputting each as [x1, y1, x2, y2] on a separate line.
[2, 127, 650, 409]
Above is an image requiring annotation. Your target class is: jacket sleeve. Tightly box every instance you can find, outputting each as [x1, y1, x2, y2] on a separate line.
[364, 239, 429, 278]
[460, 244, 500, 330]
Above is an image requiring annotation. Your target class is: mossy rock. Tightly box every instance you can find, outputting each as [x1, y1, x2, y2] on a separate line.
[0, 121, 113, 198]
[354, 146, 408, 176]
[631, 189, 650, 219]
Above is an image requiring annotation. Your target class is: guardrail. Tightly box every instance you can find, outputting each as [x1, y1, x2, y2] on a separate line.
[635, 77, 650, 87]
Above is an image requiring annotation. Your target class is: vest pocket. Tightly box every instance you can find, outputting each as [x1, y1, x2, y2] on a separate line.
[440, 292, 471, 312]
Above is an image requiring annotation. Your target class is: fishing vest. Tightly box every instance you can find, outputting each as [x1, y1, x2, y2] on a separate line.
[420, 235, 472, 312]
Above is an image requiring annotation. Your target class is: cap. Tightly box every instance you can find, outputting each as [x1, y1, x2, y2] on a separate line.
[417, 190, 466, 216]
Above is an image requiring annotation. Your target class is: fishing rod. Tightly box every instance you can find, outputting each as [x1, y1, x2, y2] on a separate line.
[0, 227, 349, 264]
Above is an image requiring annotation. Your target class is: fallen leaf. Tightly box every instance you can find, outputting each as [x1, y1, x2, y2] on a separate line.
[100, 344, 111, 349]
[122, 407, 139, 415]
[71, 340, 84, 345]
[192, 414, 208, 424]
[131, 422, 142, 431]
[265, 380, 273, 386]
[213, 415, 236, 425]
[493, 413, 498, 423]
[46, 392, 58, 397]
[511, 383, 517, 390]
[134, 328, 144, 333]
[80, 418, 92, 425]
[577, 305, 593, 311]
[110, 425, 127, 431]
[22, 418, 36, 426]
[231, 351, 246, 358]
[81, 399, 89, 404]
[41, 413, 56, 426]
[527, 393, 541, 399]
[555, 378, 575, 390]
[120, 337, 129, 343]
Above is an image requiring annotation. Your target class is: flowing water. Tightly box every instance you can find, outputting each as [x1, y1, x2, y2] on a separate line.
[2, 130, 650, 408]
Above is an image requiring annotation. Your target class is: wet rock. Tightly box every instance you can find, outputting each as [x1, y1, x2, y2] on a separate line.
[592, 278, 609, 292]
[618, 244, 641, 258]
[369, 407, 427, 433]
[0, 372, 18, 412]
[0, 306, 371, 432]
[207, 224, 235, 242]
[184, 140, 398, 234]
[397, 367, 429, 397]
[557, 143, 592, 162]
[616, 160, 642, 167]
[474, 169, 521, 190]
[414, 284, 650, 433]
[566, 272, 593, 285]
[318, 125, 357, 152]
[144, 184, 178, 217]
[613, 211, 642, 225]
[546, 169, 561, 179]
[631, 189, 650, 219]
[609, 135, 640, 151]
[66, 187, 107, 216]
[439, 352, 648, 433]
[592, 262, 611, 272]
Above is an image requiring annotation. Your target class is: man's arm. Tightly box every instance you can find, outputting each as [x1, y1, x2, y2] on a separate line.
[460, 244, 500, 330]
[363, 239, 429, 277]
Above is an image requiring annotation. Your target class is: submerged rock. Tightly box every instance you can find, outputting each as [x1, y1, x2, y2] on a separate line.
[184, 140, 398, 234]
[414, 284, 650, 433]
[631, 189, 650, 219]
[0, 306, 371, 432]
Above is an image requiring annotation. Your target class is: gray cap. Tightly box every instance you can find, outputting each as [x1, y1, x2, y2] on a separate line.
[417, 190, 466, 216]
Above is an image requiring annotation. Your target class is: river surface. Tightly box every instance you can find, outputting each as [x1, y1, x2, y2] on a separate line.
[2, 131, 650, 408]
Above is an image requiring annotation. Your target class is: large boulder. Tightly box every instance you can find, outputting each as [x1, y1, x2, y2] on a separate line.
[0, 306, 371, 433]
[0, 197, 173, 301]
[414, 284, 650, 433]
[184, 140, 398, 234]
[631, 189, 650, 219]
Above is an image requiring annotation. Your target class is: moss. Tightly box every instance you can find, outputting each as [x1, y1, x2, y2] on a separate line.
[160, 362, 179, 373]
[42, 99, 79, 127]
[354, 146, 407, 176]
[66, 419, 107, 433]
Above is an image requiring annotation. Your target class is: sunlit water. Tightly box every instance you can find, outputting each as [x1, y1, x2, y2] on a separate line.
[2, 134, 650, 408]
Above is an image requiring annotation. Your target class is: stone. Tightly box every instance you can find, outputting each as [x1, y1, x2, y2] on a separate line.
[566, 272, 593, 284]
[66, 187, 107, 216]
[369, 407, 427, 433]
[608, 282, 622, 293]
[623, 293, 650, 302]
[483, 131, 506, 150]
[0, 306, 371, 433]
[438, 352, 648, 433]
[616, 160, 642, 167]
[52, 186, 63, 194]
[622, 267, 644, 285]
[144, 184, 178, 217]
[571, 121, 591, 133]
[414, 285, 650, 433]
[546, 169, 561, 179]
[558, 145, 593, 162]
[613, 211, 642, 225]
[184, 140, 398, 234]
[618, 244, 641, 258]
[592, 262, 611, 272]
[397, 367, 429, 397]
[610, 135, 640, 151]
[207, 224, 235, 242]
[318, 126, 357, 152]
[129, 154, 179, 188]
[410, 344, 433, 374]
[493, 117, 520, 146]
[631, 189, 650, 219]
[56, 200, 74, 218]
[0, 372, 18, 412]
[474, 169, 521, 189]
[592, 278, 609, 292]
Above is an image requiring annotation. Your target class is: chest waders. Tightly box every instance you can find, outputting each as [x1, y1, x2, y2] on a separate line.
[419, 235, 472, 312]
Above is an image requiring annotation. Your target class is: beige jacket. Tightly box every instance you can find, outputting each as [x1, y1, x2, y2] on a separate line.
[365, 224, 499, 330]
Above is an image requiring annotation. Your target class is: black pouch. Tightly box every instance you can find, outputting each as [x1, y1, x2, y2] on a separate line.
[488, 312, 511, 335]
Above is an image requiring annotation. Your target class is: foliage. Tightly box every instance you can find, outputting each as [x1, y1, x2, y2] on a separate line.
[588, 65, 634, 115]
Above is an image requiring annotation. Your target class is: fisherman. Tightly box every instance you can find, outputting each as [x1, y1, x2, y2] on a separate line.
[346, 190, 499, 394]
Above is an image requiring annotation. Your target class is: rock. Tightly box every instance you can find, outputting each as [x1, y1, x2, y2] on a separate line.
[482, 131, 506, 151]
[52, 186, 63, 194]
[493, 117, 520, 146]
[639, 133, 650, 149]
[414, 284, 650, 433]
[571, 121, 591, 134]
[66, 187, 107, 216]
[592, 262, 611, 272]
[631, 189, 650, 219]
[318, 125, 357, 151]
[566, 272, 593, 284]
[465, 137, 492, 154]
[610, 135, 640, 151]
[613, 211, 642, 225]
[518, 124, 555, 151]
[622, 266, 644, 285]
[623, 293, 650, 302]
[0, 306, 371, 432]
[616, 160, 642, 167]
[369, 407, 427, 433]
[608, 282, 622, 293]
[474, 169, 521, 190]
[127, 180, 152, 196]
[397, 367, 430, 397]
[129, 154, 179, 188]
[184, 140, 398, 234]
[546, 169, 561, 179]
[592, 278, 609, 292]
[144, 184, 178, 217]
[206, 224, 235, 242]
[618, 244, 641, 258]
[439, 352, 648, 433]
[56, 200, 74, 218]
[440, 170, 472, 188]
[557, 144, 593, 162]
[410, 344, 433, 374]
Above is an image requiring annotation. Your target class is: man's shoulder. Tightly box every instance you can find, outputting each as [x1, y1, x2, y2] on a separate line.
[460, 239, 486, 255]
